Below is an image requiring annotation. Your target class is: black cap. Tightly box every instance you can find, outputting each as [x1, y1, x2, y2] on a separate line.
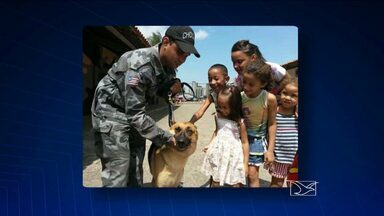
[165, 26, 200, 58]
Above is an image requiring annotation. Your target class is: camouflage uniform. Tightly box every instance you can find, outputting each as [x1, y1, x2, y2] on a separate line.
[91, 44, 175, 187]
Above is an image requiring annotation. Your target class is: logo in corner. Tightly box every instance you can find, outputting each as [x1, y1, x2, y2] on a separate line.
[288, 181, 318, 196]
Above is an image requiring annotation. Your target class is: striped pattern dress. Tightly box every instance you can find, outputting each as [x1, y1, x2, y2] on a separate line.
[274, 113, 298, 164]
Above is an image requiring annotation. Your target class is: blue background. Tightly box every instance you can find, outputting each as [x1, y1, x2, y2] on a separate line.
[1, 0, 383, 215]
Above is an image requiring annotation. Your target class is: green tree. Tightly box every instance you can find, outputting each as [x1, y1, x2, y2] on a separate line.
[148, 31, 162, 46]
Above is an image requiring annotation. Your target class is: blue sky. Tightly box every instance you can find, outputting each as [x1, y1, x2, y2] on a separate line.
[137, 26, 298, 84]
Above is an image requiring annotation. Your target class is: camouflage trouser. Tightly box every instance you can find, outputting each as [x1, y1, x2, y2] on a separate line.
[94, 123, 145, 187]
[127, 128, 145, 187]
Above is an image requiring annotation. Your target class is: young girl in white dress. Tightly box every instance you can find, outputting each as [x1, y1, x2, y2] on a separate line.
[201, 86, 249, 187]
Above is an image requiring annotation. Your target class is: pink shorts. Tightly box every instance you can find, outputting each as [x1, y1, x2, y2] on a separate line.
[267, 162, 291, 179]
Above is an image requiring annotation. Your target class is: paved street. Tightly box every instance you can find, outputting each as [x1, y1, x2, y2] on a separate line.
[83, 102, 273, 187]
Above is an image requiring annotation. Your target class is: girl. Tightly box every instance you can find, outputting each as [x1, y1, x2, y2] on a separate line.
[241, 60, 277, 187]
[268, 77, 298, 187]
[201, 86, 249, 187]
[231, 40, 289, 95]
[189, 64, 229, 123]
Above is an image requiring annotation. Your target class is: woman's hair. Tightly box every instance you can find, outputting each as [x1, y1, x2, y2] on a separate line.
[209, 64, 228, 76]
[218, 86, 243, 122]
[231, 40, 266, 62]
[244, 59, 272, 88]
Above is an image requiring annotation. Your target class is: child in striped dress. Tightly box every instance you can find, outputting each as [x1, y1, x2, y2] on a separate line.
[267, 77, 298, 187]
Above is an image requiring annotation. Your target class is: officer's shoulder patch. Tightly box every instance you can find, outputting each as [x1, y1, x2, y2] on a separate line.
[126, 73, 140, 87]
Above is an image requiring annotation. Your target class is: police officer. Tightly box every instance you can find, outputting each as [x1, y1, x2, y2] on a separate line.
[91, 26, 200, 187]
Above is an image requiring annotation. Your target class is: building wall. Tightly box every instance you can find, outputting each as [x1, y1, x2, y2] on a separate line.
[83, 26, 149, 116]
[282, 60, 298, 78]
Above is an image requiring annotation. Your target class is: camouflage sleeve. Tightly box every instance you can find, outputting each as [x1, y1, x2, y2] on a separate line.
[124, 65, 173, 146]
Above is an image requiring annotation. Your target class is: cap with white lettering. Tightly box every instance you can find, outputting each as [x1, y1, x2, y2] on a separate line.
[165, 26, 200, 58]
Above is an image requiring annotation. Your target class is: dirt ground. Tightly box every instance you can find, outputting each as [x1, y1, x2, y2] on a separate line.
[83, 102, 274, 187]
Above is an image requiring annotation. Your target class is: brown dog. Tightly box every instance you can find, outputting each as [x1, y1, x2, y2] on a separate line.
[148, 122, 198, 187]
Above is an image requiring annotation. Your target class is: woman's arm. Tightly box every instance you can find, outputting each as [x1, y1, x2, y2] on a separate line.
[265, 93, 277, 164]
[189, 95, 213, 124]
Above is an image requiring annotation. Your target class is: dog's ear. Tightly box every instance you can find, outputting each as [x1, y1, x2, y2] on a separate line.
[187, 122, 197, 130]
[169, 122, 176, 135]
